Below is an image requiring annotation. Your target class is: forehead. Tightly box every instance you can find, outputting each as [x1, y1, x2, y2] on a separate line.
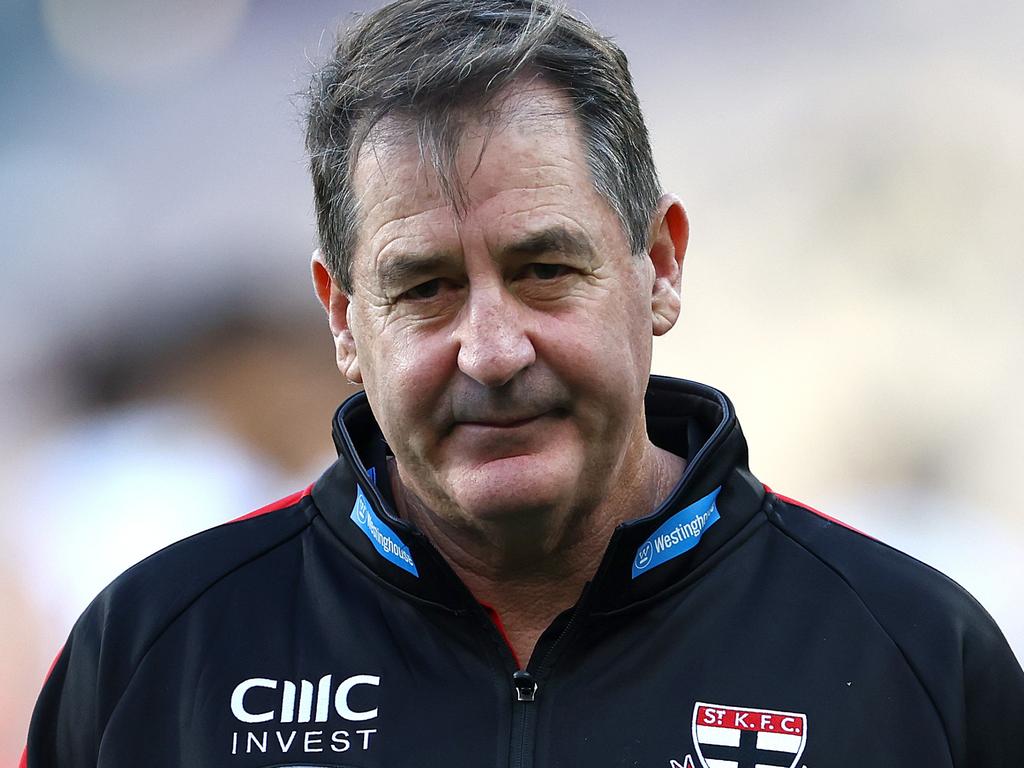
[349, 81, 615, 271]
[357, 79, 576, 195]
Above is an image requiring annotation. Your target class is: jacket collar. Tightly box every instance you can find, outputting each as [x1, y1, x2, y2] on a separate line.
[312, 376, 766, 613]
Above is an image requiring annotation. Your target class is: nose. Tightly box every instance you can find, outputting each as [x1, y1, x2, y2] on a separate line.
[455, 284, 536, 387]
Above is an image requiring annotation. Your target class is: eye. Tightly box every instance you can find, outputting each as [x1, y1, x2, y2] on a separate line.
[524, 263, 571, 280]
[401, 278, 444, 300]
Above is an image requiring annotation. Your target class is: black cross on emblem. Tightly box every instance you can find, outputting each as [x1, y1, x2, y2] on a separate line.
[700, 729, 795, 768]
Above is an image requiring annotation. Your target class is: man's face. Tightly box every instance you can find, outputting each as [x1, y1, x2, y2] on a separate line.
[327, 82, 682, 538]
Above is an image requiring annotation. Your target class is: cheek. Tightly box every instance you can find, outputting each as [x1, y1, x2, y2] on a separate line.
[541, 310, 646, 401]
[539, 300, 652, 442]
[562, 284, 651, 368]
[361, 330, 456, 432]
[614, 275, 656, 372]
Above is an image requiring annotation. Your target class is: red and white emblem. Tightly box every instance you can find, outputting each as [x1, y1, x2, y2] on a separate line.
[691, 702, 807, 768]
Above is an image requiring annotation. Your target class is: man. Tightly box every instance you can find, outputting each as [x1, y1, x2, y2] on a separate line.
[25, 1, 1024, 766]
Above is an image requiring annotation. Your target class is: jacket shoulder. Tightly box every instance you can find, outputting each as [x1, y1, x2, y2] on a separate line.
[86, 486, 316, 656]
[764, 490, 983, 625]
[764, 490, 1024, 765]
[26, 489, 318, 766]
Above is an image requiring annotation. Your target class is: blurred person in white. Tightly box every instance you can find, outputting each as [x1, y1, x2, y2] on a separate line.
[22, 1, 1024, 766]
[10, 304, 345, 632]
[7, 300, 349, 763]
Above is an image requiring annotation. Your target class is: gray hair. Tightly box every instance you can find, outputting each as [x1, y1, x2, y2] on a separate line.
[305, 0, 660, 292]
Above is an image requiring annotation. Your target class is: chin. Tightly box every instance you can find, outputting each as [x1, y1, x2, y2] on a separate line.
[446, 453, 577, 524]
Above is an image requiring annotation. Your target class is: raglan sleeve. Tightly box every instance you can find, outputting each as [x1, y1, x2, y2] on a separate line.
[768, 497, 1024, 763]
[959, 608, 1024, 765]
[24, 591, 123, 768]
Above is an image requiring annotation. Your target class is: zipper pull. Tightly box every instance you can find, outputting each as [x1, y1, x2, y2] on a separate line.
[512, 670, 537, 702]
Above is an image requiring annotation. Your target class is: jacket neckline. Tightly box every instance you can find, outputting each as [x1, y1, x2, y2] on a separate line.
[312, 375, 766, 612]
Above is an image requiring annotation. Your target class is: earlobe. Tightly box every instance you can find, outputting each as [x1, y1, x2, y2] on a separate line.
[647, 195, 689, 336]
[311, 250, 363, 384]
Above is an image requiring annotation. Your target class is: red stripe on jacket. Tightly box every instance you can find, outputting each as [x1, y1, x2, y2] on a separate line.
[764, 485, 873, 538]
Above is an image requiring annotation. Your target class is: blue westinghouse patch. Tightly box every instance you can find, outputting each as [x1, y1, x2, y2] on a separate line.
[351, 476, 419, 577]
[632, 487, 721, 578]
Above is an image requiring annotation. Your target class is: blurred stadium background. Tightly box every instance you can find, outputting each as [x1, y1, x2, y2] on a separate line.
[2, 0, 1022, 757]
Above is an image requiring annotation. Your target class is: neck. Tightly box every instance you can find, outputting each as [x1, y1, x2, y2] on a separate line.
[389, 441, 685, 664]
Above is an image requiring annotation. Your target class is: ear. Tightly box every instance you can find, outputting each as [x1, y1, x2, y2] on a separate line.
[311, 249, 362, 384]
[647, 194, 689, 336]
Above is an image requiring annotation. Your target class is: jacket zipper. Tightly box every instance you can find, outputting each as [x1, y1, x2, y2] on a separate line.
[504, 581, 594, 768]
[509, 670, 538, 768]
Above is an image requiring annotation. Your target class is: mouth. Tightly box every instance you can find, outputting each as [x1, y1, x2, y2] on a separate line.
[457, 413, 548, 429]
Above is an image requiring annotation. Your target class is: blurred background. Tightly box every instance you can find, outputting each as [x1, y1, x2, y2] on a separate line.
[2, 0, 1022, 757]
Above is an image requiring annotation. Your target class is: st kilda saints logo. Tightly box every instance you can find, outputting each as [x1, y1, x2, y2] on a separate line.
[691, 701, 807, 768]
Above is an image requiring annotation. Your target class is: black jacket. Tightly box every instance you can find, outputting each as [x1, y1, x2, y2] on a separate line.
[26, 377, 1024, 767]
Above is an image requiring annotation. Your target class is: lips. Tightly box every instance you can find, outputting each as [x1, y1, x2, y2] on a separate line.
[449, 412, 557, 462]
[458, 413, 546, 429]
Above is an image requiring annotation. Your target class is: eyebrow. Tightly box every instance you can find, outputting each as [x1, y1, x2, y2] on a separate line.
[501, 226, 595, 263]
[377, 250, 457, 293]
[376, 225, 595, 291]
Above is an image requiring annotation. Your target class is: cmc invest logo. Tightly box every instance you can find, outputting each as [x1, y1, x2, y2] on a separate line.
[231, 674, 380, 724]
